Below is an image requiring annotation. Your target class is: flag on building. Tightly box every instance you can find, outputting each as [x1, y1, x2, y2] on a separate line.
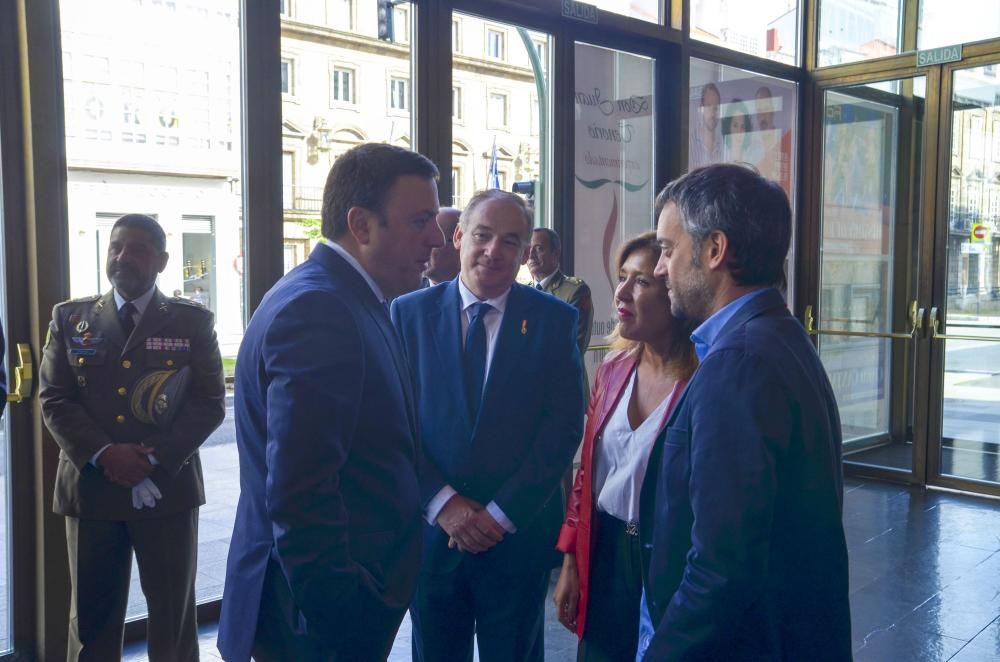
[488, 137, 501, 190]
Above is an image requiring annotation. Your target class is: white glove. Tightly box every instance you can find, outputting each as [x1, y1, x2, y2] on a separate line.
[131, 478, 162, 510]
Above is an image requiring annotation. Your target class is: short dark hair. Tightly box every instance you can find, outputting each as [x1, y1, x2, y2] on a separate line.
[700, 82, 720, 106]
[460, 189, 532, 243]
[321, 143, 439, 240]
[112, 214, 166, 253]
[655, 163, 790, 288]
[531, 227, 561, 255]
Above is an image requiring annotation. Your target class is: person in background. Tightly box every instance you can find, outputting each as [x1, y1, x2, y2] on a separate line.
[527, 227, 594, 366]
[39, 213, 225, 661]
[422, 207, 462, 287]
[553, 231, 696, 661]
[688, 82, 722, 168]
[722, 98, 756, 165]
[637, 163, 850, 660]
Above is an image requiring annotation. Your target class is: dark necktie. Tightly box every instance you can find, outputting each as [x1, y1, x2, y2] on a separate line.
[118, 301, 136, 337]
[463, 302, 493, 420]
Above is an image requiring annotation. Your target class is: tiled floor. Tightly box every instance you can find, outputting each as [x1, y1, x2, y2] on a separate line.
[123, 477, 1000, 661]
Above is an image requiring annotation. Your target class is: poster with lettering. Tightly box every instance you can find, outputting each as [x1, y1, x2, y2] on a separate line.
[572, 43, 655, 384]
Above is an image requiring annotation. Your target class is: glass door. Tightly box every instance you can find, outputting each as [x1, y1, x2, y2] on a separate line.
[927, 61, 1000, 492]
[813, 75, 928, 480]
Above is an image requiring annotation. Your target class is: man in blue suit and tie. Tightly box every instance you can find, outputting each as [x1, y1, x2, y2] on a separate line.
[392, 189, 585, 662]
[218, 143, 444, 661]
[637, 163, 851, 660]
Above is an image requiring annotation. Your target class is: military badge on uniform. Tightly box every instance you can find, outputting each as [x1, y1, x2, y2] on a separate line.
[71, 333, 104, 346]
[145, 337, 191, 351]
[75, 320, 89, 333]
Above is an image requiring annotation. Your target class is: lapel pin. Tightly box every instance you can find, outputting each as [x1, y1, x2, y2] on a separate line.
[521, 319, 528, 335]
[75, 320, 89, 333]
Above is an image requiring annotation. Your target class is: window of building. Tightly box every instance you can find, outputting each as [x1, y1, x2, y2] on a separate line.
[282, 151, 294, 210]
[280, 58, 293, 95]
[331, 66, 355, 105]
[452, 19, 461, 53]
[452, 85, 462, 120]
[279, 0, 289, 16]
[327, 0, 353, 30]
[393, 5, 410, 43]
[390, 77, 409, 111]
[487, 28, 505, 59]
[122, 88, 143, 125]
[488, 91, 508, 128]
[533, 40, 546, 65]
[452, 166, 462, 207]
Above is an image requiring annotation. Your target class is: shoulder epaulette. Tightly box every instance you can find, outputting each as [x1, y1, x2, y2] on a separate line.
[68, 294, 101, 303]
[170, 296, 210, 311]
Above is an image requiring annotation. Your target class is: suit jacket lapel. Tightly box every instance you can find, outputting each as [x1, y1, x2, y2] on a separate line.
[123, 289, 171, 355]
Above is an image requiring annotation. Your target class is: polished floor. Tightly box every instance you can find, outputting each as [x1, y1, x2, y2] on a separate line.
[124, 478, 1000, 661]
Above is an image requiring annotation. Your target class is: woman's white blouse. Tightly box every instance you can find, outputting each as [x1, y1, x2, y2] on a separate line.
[593, 369, 678, 522]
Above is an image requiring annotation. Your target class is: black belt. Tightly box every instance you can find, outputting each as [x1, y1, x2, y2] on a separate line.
[598, 510, 639, 537]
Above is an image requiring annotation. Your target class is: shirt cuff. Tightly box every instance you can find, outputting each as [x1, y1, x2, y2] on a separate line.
[486, 501, 517, 533]
[90, 443, 112, 467]
[426, 485, 457, 525]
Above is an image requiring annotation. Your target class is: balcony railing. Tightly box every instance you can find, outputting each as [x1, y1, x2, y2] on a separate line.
[284, 185, 324, 213]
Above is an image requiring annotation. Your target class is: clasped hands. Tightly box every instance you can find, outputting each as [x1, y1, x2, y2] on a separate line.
[98, 443, 162, 510]
[437, 494, 506, 554]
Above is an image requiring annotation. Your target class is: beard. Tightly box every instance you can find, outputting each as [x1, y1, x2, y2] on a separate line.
[668, 271, 712, 324]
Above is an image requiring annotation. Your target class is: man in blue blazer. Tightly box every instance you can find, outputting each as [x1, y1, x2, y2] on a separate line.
[392, 190, 585, 662]
[638, 164, 851, 660]
[218, 143, 444, 661]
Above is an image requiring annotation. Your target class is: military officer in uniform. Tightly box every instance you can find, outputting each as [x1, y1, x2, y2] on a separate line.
[527, 227, 594, 387]
[40, 213, 226, 662]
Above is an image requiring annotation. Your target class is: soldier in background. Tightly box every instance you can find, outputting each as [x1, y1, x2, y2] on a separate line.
[527, 227, 594, 382]
[39, 213, 225, 662]
[421, 207, 462, 288]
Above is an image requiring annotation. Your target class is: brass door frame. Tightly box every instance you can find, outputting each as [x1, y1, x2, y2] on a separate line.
[923, 51, 1000, 498]
[803, 44, 1000, 496]
[803, 62, 943, 487]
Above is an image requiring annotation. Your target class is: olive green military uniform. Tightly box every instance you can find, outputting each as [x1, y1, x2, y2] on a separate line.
[39, 288, 225, 662]
[540, 270, 594, 392]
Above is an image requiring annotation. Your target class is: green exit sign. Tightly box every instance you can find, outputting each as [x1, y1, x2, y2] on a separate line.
[916, 44, 963, 67]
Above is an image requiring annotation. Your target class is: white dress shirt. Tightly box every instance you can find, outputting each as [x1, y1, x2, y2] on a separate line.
[321, 239, 387, 304]
[426, 278, 517, 533]
[593, 368, 677, 522]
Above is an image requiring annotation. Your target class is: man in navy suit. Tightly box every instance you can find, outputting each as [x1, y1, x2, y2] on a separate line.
[637, 163, 851, 660]
[218, 143, 444, 661]
[392, 190, 585, 662]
